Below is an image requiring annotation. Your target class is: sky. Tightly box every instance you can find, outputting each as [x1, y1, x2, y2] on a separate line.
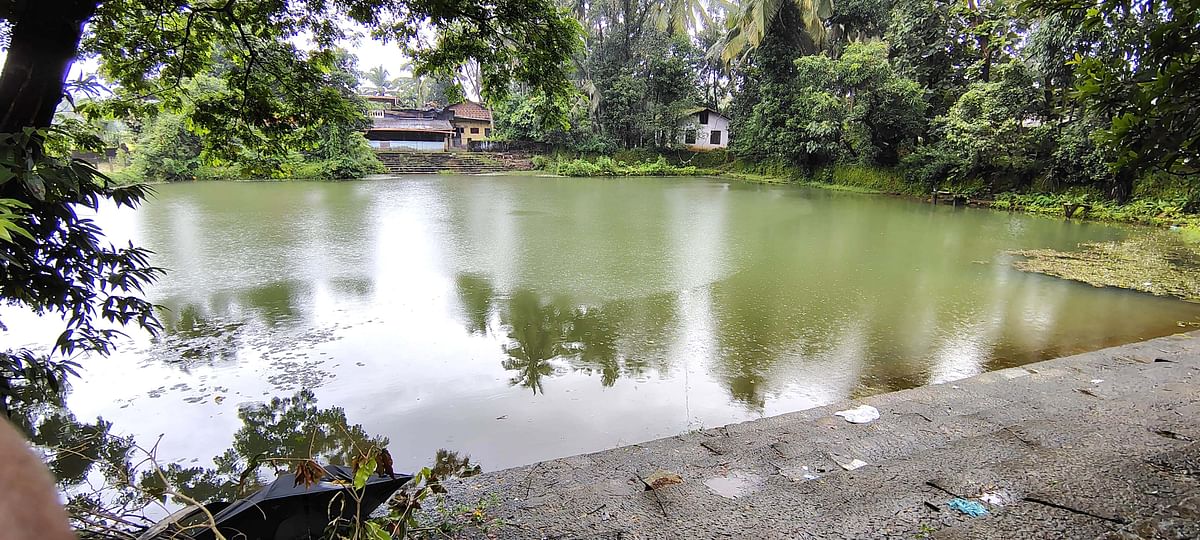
[0, 29, 416, 98]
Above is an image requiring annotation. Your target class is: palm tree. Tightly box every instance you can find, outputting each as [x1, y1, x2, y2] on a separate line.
[652, 0, 726, 36]
[713, 0, 833, 63]
[395, 59, 430, 107]
[361, 65, 396, 96]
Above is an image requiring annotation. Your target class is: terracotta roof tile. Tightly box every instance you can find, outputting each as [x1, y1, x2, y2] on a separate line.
[448, 101, 493, 122]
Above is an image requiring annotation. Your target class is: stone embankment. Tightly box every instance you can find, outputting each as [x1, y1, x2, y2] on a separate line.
[375, 151, 533, 175]
[446, 331, 1200, 539]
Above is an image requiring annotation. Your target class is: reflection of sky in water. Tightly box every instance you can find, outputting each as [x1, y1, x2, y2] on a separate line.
[5, 176, 1200, 475]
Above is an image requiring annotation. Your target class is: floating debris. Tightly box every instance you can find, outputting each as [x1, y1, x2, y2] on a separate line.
[1010, 233, 1200, 302]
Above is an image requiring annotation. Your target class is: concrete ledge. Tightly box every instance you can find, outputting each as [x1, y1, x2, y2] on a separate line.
[444, 331, 1200, 539]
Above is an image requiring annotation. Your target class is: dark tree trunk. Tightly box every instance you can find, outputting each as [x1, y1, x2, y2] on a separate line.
[0, 0, 99, 133]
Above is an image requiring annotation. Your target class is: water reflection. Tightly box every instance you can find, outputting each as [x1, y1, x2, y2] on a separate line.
[36, 178, 1200, 474]
[472, 282, 637, 393]
[35, 389, 480, 534]
[454, 273, 495, 336]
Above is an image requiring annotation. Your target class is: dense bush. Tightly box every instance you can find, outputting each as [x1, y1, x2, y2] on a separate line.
[554, 156, 712, 177]
[733, 42, 926, 169]
[125, 111, 382, 182]
[130, 113, 203, 182]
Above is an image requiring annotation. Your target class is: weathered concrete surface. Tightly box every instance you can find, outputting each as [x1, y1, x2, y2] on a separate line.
[443, 331, 1200, 539]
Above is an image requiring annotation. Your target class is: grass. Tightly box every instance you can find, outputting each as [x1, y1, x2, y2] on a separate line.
[720, 161, 1200, 231]
[543, 156, 717, 177]
[989, 192, 1200, 228]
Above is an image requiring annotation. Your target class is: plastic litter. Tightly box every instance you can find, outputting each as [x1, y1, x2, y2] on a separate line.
[979, 490, 1015, 506]
[948, 498, 989, 517]
[831, 455, 869, 471]
[833, 405, 880, 424]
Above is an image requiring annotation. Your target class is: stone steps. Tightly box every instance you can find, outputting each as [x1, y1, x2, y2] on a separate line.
[440, 331, 1200, 539]
[374, 150, 529, 175]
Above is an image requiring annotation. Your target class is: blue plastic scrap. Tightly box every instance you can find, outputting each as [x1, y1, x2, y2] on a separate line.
[947, 498, 989, 517]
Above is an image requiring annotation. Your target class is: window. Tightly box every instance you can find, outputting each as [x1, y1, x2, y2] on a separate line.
[456, 127, 464, 134]
[698, 111, 709, 125]
[710, 130, 722, 145]
[471, 127, 480, 134]
[684, 129, 697, 144]
[485, 128, 492, 137]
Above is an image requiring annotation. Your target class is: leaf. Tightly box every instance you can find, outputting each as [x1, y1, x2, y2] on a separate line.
[293, 459, 327, 488]
[23, 174, 46, 201]
[375, 447, 396, 479]
[354, 456, 377, 489]
[364, 521, 392, 540]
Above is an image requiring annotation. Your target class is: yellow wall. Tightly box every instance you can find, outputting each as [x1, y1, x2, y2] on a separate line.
[453, 119, 492, 146]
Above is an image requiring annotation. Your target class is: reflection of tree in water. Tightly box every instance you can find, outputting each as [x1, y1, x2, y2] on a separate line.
[500, 290, 571, 393]
[150, 279, 302, 367]
[154, 389, 388, 502]
[455, 273, 495, 335]
[431, 448, 481, 479]
[155, 303, 244, 365]
[453, 274, 664, 393]
[28, 389, 482, 534]
[499, 289, 622, 393]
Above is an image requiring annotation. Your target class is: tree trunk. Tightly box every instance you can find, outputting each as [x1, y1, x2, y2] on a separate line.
[0, 0, 99, 133]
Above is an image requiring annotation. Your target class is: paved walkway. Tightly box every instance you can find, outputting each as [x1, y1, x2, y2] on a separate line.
[444, 331, 1200, 539]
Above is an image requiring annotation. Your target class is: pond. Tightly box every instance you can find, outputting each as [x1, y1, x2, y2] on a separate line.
[7, 175, 1200, 475]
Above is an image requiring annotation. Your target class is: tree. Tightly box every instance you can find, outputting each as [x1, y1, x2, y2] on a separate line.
[0, 0, 581, 416]
[129, 112, 203, 182]
[732, 42, 927, 167]
[715, 0, 833, 63]
[836, 42, 928, 164]
[905, 59, 1046, 190]
[1029, 0, 1200, 204]
[361, 65, 397, 96]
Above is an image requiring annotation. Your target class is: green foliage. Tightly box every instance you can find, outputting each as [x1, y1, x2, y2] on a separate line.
[992, 191, 1199, 227]
[590, 33, 703, 148]
[902, 60, 1045, 190]
[716, 0, 834, 63]
[828, 164, 923, 195]
[554, 156, 713, 177]
[1028, 0, 1200, 185]
[0, 127, 161, 414]
[130, 113, 202, 182]
[493, 88, 589, 148]
[733, 42, 926, 169]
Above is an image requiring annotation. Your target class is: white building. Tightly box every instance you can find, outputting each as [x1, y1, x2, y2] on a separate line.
[676, 107, 730, 150]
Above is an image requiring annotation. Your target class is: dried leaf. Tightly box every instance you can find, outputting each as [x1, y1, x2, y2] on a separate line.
[293, 459, 327, 488]
[376, 448, 396, 479]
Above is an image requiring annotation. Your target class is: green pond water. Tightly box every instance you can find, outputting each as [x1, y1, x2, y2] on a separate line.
[9, 175, 1200, 474]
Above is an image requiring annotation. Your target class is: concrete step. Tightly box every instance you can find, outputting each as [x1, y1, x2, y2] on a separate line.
[437, 332, 1200, 539]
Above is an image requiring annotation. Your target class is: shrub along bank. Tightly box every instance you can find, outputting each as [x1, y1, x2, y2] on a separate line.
[533, 155, 717, 177]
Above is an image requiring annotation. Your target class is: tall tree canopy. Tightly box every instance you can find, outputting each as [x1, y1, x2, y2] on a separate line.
[0, 0, 581, 415]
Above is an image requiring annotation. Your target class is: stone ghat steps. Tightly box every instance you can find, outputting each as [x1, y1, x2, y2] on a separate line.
[444, 332, 1200, 539]
[375, 151, 529, 175]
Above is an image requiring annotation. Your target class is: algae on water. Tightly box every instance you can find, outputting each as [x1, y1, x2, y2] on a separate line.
[1010, 232, 1200, 303]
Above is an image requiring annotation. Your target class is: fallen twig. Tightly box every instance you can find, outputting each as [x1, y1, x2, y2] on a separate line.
[1022, 496, 1129, 525]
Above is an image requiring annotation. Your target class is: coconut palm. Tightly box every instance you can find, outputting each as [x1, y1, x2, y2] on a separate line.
[714, 0, 833, 63]
[361, 65, 396, 96]
[394, 59, 430, 107]
[652, 0, 728, 35]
